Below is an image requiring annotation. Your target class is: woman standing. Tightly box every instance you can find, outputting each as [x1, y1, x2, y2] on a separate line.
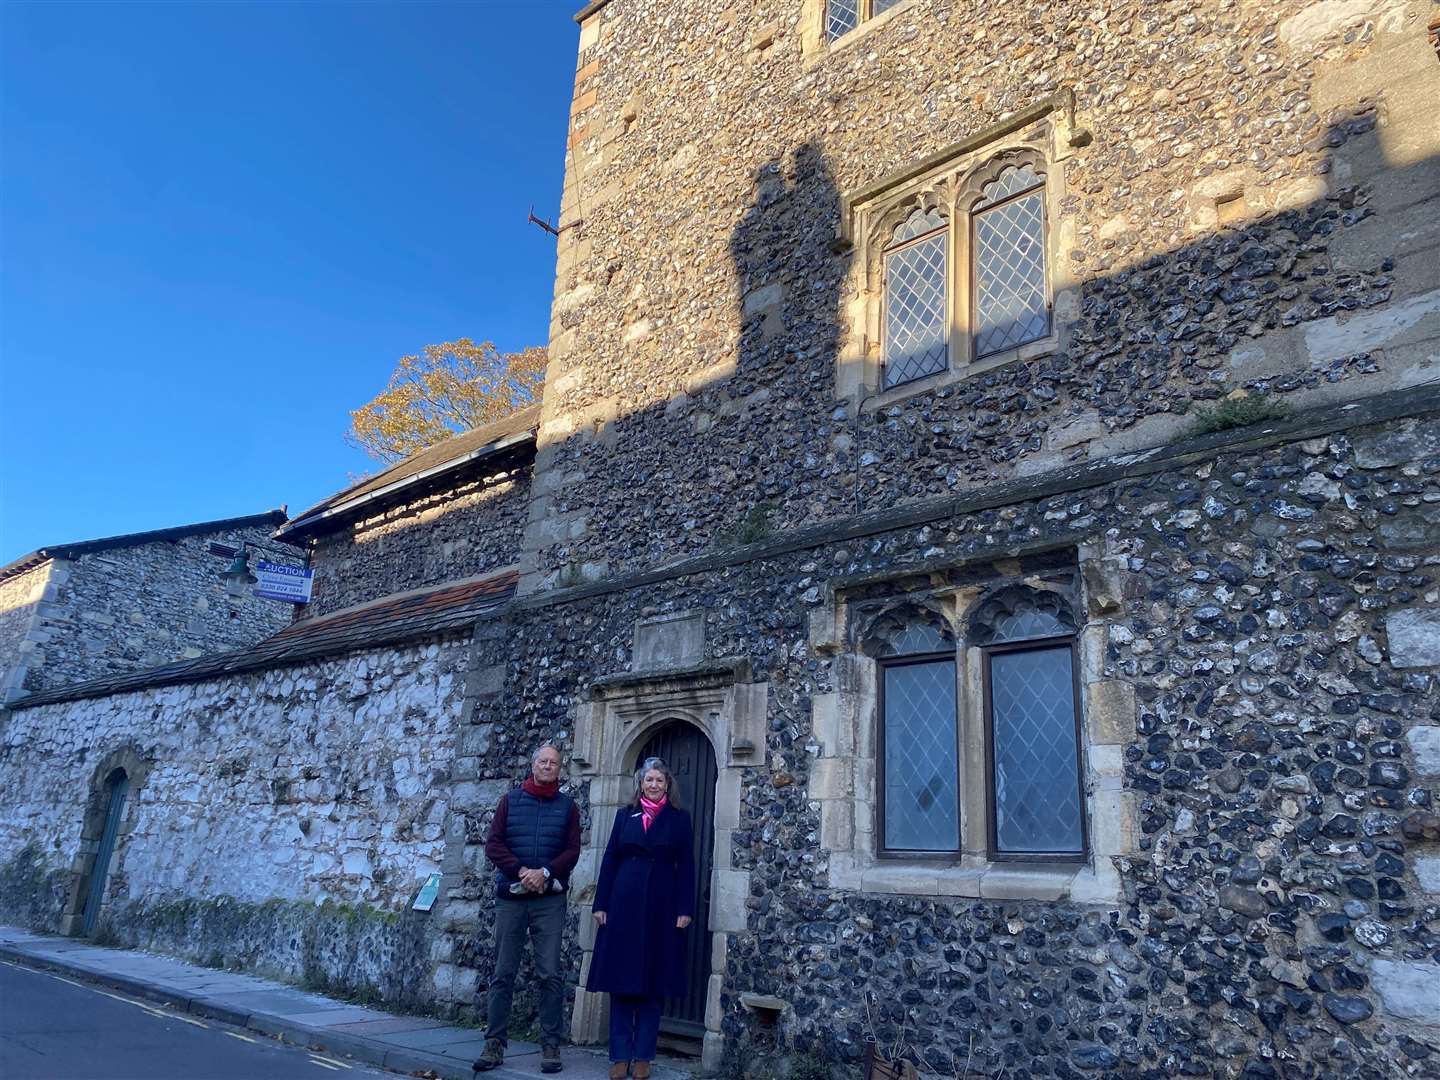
[587, 757, 695, 1080]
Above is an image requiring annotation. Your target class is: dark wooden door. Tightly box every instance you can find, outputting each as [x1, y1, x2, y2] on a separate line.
[638, 722, 716, 1036]
[82, 770, 128, 937]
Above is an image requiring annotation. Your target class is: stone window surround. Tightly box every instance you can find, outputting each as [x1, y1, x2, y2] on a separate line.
[799, 0, 922, 62]
[807, 545, 1136, 904]
[568, 661, 767, 1073]
[835, 100, 1090, 410]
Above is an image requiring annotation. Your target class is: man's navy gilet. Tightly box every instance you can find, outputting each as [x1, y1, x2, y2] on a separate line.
[495, 788, 574, 897]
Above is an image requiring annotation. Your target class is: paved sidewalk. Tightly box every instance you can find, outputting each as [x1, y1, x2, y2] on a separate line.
[0, 925, 694, 1080]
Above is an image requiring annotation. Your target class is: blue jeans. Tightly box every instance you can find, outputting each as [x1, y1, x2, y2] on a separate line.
[486, 893, 566, 1046]
[608, 994, 662, 1063]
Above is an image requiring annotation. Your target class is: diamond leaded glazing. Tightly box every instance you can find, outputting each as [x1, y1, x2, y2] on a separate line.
[973, 168, 1048, 358]
[884, 658, 959, 851]
[975, 164, 1044, 209]
[826, 0, 860, 40]
[990, 646, 1083, 853]
[884, 219, 948, 389]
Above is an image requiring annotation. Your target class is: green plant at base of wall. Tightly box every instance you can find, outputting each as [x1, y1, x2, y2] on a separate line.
[1190, 391, 1293, 434]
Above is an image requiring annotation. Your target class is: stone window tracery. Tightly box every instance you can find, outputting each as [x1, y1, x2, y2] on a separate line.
[844, 141, 1063, 403]
[843, 571, 1090, 865]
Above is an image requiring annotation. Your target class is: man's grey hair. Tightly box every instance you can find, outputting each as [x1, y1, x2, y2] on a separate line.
[532, 743, 562, 764]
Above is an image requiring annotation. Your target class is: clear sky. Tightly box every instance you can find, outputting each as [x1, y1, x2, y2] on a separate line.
[0, 0, 579, 563]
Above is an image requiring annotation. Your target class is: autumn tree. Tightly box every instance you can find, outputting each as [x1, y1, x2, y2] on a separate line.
[347, 339, 547, 463]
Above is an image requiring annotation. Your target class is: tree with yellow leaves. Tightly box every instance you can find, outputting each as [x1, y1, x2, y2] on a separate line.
[347, 339, 546, 463]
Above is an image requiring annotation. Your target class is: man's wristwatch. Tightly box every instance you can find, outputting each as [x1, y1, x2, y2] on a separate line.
[542, 867, 552, 880]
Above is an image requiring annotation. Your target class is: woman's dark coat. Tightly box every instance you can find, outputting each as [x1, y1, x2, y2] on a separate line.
[586, 802, 695, 999]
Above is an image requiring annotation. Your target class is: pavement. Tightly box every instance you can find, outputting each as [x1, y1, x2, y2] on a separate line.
[0, 925, 696, 1080]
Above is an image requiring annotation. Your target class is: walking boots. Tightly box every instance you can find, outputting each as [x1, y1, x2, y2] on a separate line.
[473, 1038, 505, 1074]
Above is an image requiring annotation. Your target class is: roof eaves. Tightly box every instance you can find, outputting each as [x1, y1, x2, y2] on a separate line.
[275, 428, 535, 542]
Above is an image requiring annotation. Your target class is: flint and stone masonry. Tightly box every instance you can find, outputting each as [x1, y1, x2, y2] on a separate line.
[0, 513, 291, 701]
[1, 3, 1439, 1079]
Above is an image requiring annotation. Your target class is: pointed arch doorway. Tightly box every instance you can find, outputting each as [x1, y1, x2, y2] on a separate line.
[637, 721, 718, 1039]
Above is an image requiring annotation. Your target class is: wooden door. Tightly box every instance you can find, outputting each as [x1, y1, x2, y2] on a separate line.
[638, 722, 717, 1036]
[82, 770, 128, 937]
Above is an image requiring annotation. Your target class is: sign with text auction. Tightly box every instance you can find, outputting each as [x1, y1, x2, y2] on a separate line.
[254, 560, 313, 604]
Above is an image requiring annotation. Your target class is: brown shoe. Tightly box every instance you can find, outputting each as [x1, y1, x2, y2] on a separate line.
[632, 1062, 651, 1080]
[609, 1064, 629, 1079]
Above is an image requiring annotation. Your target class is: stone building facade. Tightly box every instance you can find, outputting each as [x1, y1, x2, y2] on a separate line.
[0, 511, 291, 701]
[502, 0, 1440, 1075]
[0, 413, 529, 1004]
[1, 3, 1439, 1079]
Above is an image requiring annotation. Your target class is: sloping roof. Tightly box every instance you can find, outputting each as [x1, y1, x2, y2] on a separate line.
[8, 570, 518, 709]
[276, 405, 540, 543]
[0, 510, 289, 584]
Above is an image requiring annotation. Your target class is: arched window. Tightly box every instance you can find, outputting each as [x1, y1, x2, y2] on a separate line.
[971, 162, 1050, 359]
[867, 608, 959, 854]
[883, 206, 949, 389]
[971, 589, 1084, 857]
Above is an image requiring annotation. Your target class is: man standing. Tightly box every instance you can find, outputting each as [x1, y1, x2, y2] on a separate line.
[474, 744, 580, 1075]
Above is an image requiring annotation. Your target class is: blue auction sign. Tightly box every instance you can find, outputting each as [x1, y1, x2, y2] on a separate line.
[254, 560, 314, 604]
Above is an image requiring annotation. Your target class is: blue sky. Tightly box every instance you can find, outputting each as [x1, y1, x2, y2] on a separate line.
[0, 1, 578, 562]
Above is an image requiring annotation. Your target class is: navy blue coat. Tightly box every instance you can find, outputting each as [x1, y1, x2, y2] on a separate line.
[586, 803, 695, 999]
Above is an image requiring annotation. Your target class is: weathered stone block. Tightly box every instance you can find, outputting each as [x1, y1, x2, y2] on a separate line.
[1388, 609, 1440, 669]
[1405, 725, 1440, 776]
[632, 610, 704, 670]
[1370, 958, 1440, 1026]
[1085, 681, 1136, 744]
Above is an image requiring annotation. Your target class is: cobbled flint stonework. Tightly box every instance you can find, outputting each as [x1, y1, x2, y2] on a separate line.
[0, 3, 1437, 1078]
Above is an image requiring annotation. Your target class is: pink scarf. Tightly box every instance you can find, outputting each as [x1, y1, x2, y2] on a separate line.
[640, 795, 667, 832]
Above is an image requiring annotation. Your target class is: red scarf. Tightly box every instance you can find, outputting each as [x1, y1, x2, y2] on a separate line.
[523, 777, 560, 798]
[640, 794, 667, 832]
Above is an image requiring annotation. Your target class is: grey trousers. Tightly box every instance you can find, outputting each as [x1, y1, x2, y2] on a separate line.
[485, 892, 566, 1046]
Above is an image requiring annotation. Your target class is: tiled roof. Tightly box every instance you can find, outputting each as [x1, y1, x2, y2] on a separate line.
[8, 571, 518, 709]
[0, 510, 289, 583]
[276, 406, 539, 542]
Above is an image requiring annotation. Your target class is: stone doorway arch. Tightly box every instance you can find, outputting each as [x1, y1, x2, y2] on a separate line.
[569, 661, 767, 1073]
[61, 746, 151, 937]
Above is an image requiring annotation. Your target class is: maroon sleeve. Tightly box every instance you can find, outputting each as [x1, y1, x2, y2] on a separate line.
[485, 793, 521, 877]
[545, 803, 582, 880]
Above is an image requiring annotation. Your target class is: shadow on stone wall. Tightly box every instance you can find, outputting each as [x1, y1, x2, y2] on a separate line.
[522, 103, 1439, 585]
[448, 112, 1440, 1078]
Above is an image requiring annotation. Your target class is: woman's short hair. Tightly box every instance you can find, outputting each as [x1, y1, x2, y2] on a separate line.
[630, 756, 682, 810]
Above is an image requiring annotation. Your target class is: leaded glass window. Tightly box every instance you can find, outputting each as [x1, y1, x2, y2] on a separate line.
[826, 0, 903, 41]
[882, 656, 959, 852]
[872, 610, 959, 854]
[973, 164, 1049, 359]
[825, 0, 860, 40]
[883, 207, 948, 389]
[980, 589, 1084, 857]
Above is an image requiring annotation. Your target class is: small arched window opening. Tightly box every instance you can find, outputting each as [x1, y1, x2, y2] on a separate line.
[882, 207, 949, 389]
[971, 162, 1050, 360]
[971, 588, 1084, 858]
